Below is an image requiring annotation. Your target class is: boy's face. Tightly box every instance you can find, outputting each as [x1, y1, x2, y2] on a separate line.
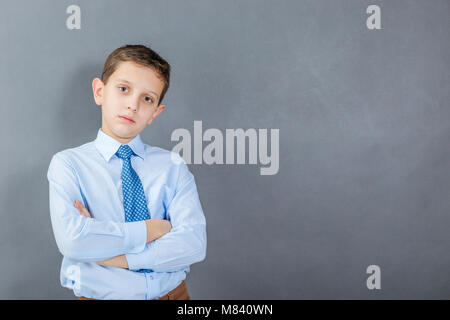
[92, 61, 166, 144]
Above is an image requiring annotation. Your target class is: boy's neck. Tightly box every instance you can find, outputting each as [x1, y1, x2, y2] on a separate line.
[101, 127, 136, 144]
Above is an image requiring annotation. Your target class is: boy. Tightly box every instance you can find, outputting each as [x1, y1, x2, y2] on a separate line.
[47, 44, 207, 300]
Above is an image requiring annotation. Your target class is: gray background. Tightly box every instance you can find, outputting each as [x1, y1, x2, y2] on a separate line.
[0, 0, 449, 299]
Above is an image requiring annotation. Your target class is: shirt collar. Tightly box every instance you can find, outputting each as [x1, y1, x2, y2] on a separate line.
[94, 128, 146, 162]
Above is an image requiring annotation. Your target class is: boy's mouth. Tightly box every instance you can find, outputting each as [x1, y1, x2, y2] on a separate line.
[119, 115, 135, 124]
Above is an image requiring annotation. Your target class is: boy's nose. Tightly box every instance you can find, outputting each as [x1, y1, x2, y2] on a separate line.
[128, 104, 137, 111]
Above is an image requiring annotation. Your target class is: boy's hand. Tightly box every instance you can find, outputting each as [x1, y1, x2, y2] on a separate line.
[146, 219, 172, 242]
[74, 200, 92, 218]
[96, 255, 129, 269]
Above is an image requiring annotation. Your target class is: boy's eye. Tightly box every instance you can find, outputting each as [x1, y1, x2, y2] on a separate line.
[119, 86, 128, 92]
[145, 97, 153, 103]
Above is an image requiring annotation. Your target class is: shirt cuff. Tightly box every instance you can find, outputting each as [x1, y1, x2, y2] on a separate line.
[125, 252, 142, 271]
[125, 245, 156, 271]
[124, 220, 147, 254]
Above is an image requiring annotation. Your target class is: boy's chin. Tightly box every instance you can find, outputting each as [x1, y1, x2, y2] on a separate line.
[114, 126, 145, 138]
[114, 128, 137, 138]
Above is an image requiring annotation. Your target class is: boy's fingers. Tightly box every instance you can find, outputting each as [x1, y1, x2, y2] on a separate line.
[82, 207, 92, 218]
[75, 200, 84, 208]
[81, 209, 91, 218]
[74, 200, 91, 218]
[74, 203, 83, 214]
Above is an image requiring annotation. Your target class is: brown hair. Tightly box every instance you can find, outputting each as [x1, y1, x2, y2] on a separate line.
[101, 44, 171, 106]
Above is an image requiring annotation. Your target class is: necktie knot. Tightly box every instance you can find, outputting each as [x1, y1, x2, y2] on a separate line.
[116, 145, 134, 160]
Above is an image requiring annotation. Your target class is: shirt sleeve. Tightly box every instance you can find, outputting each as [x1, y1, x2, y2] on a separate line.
[125, 159, 207, 272]
[47, 153, 147, 262]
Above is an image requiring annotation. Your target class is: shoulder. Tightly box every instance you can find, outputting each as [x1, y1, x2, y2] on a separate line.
[49, 141, 95, 168]
[145, 145, 192, 184]
[146, 145, 187, 167]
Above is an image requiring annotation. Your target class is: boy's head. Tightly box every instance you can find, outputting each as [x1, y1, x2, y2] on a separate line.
[92, 44, 171, 144]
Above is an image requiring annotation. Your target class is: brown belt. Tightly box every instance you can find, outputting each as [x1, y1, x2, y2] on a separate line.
[78, 280, 190, 300]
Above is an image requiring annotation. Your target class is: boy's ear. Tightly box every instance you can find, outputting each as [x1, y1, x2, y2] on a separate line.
[92, 78, 104, 106]
[147, 104, 166, 125]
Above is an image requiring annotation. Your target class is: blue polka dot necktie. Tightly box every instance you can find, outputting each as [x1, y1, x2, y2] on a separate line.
[116, 145, 151, 222]
[116, 144, 152, 273]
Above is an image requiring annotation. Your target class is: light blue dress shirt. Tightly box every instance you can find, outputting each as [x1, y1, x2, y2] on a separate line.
[47, 128, 207, 299]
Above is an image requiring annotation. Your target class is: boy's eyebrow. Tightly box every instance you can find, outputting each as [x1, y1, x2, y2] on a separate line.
[114, 79, 159, 98]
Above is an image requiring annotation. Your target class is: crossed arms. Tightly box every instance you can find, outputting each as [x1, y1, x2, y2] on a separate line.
[74, 200, 171, 269]
[48, 153, 207, 273]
